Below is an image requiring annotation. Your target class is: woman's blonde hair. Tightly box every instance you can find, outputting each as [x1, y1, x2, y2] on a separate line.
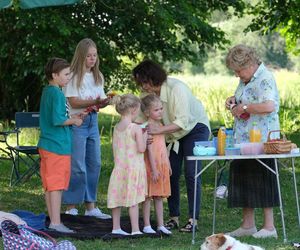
[70, 38, 104, 89]
[226, 44, 261, 70]
[140, 94, 161, 113]
[112, 94, 141, 115]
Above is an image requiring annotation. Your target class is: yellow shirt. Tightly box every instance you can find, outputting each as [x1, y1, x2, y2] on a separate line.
[139, 77, 210, 152]
[161, 77, 210, 142]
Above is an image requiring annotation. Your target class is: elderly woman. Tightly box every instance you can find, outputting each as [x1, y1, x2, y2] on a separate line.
[225, 44, 280, 238]
[133, 60, 210, 232]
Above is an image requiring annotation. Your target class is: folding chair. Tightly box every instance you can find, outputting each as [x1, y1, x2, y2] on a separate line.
[6, 112, 40, 186]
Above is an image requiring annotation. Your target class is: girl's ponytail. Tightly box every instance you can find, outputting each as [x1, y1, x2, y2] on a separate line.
[113, 94, 140, 115]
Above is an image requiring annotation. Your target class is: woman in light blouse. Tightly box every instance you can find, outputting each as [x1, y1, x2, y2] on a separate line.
[133, 60, 210, 232]
[225, 44, 280, 239]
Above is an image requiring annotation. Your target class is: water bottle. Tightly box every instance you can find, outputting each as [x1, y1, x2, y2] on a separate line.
[217, 127, 226, 156]
[249, 122, 262, 142]
[226, 129, 234, 148]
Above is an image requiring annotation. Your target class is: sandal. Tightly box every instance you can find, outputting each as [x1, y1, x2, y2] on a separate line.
[164, 219, 179, 230]
[179, 221, 197, 233]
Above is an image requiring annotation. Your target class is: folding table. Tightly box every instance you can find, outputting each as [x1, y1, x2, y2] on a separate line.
[187, 153, 300, 244]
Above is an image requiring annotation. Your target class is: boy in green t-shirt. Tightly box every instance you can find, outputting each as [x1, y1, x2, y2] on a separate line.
[38, 58, 83, 233]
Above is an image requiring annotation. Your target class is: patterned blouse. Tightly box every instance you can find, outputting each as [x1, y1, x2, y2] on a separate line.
[234, 63, 280, 143]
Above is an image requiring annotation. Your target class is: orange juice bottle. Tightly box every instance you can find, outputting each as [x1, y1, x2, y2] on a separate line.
[249, 122, 262, 142]
[217, 127, 226, 155]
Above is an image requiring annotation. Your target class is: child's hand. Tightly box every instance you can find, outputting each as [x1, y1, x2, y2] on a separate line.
[72, 112, 87, 120]
[79, 111, 88, 119]
[147, 123, 161, 135]
[151, 168, 160, 183]
[142, 130, 148, 140]
[146, 134, 153, 145]
[169, 166, 172, 176]
[96, 97, 110, 108]
[73, 118, 83, 127]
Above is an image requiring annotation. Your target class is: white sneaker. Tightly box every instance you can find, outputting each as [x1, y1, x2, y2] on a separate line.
[226, 227, 257, 237]
[215, 185, 228, 199]
[131, 231, 143, 235]
[112, 228, 129, 235]
[84, 207, 111, 219]
[252, 228, 278, 239]
[157, 226, 172, 235]
[143, 225, 156, 234]
[65, 208, 78, 216]
[49, 223, 75, 233]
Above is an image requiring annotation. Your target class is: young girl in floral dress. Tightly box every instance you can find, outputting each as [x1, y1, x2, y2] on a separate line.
[141, 94, 172, 235]
[107, 94, 148, 235]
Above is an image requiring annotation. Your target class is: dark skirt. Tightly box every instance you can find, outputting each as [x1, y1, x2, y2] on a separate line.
[228, 159, 279, 208]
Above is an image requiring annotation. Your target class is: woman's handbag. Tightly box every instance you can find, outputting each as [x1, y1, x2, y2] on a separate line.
[1, 219, 76, 250]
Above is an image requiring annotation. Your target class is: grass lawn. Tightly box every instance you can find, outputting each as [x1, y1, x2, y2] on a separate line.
[0, 111, 300, 249]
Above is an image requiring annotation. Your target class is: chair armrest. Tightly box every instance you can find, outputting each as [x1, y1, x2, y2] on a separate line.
[0, 130, 18, 136]
[0, 129, 18, 146]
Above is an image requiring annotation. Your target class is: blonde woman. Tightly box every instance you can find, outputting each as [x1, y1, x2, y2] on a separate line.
[62, 38, 111, 219]
[225, 44, 280, 238]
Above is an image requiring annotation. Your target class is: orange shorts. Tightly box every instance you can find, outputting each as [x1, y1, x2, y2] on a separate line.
[39, 149, 71, 192]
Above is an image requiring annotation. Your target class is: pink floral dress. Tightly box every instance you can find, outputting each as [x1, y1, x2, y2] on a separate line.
[107, 123, 147, 208]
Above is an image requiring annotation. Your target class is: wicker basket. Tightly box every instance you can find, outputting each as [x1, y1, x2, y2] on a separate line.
[263, 130, 292, 154]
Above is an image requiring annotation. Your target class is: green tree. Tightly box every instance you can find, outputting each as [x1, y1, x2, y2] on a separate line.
[204, 14, 291, 74]
[0, 0, 244, 121]
[247, 0, 300, 54]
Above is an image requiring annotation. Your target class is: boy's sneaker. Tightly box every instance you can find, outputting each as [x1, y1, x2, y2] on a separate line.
[49, 223, 74, 233]
[84, 207, 111, 219]
[65, 208, 78, 216]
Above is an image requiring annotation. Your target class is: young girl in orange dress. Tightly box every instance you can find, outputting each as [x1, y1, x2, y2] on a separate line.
[107, 94, 148, 235]
[141, 94, 172, 235]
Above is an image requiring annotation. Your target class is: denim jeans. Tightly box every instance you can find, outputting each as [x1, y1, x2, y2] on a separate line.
[168, 123, 210, 220]
[62, 112, 101, 204]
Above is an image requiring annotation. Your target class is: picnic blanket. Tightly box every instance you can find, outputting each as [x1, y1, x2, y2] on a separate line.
[44, 214, 162, 240]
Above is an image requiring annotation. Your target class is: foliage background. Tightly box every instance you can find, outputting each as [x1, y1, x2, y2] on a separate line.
[1, 0, 299, 122]
[0, 0, 245, 120]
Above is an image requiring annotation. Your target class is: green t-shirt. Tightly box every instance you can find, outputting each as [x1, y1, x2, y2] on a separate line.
[38, 85, 71, 155]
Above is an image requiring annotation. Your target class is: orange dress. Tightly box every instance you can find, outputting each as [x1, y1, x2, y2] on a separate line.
[144, 133, 171, 197]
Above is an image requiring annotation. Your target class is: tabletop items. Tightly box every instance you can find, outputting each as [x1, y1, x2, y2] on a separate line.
[193, 128, 297, 156]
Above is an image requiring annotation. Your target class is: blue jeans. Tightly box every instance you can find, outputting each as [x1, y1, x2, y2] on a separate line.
[62, 112, 101, 204]
[168, 123, 209, 220]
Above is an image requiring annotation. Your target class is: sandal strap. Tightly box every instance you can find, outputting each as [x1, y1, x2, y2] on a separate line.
[184, 223, 193, 229]
[165, 219, 178, 229]
[179, 221, 197, 232]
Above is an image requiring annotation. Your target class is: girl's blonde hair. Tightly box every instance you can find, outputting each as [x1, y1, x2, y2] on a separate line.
[140, 94, 161, 113]
[226, 44, 261, 70]
[70, 38, 104, 89]
[112, 94, 141, 115]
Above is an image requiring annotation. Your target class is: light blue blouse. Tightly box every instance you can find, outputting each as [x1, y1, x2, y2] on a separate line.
[234, 63, 280, 143]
